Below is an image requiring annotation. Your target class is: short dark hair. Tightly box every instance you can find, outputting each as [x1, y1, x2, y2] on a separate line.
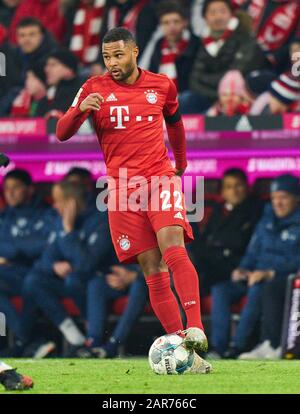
[202, 0, 233, 17]
[16, 17, 45, 33]
[157, 1, 188, 20]
[222, 168, 248, 184]
[102, 27, 136, 45]
[4, 169, 33, 186]
[65, 167, 92, 181]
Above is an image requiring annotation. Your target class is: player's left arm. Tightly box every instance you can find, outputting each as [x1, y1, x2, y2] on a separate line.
[163, 78, 187, 176]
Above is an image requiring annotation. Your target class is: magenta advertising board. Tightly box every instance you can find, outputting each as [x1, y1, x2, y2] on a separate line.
[0, 115, 300, 183]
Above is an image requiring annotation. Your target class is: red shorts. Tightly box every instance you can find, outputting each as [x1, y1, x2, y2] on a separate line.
[107, 175, 194, 263]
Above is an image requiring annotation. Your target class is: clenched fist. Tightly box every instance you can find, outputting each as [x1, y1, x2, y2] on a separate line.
[79, 93, 104, 112]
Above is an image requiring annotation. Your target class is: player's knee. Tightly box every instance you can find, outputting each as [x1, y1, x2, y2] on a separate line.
[158, 226, 184, 251]
[158, 258, 168, 273]
[141, 265, 159, 277]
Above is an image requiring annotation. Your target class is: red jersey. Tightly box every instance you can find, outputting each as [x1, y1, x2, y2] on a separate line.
[57, 68, 187, 187]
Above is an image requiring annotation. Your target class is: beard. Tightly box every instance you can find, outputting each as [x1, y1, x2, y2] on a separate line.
[110, 59, 135, 81]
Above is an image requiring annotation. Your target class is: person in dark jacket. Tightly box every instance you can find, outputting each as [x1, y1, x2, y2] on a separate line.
[15, 17, 57, 82]
[8, 0, 66, 44]
[22, 180, 113, 353]
[139, 0, 199, 92]
[191, 168, 264, 357]
[240, 0, 300, 75]
[35, 48, 83, 118]
[0, 17, 56, 115]
[179, 0, 268, 113]
[235, 174, 300, 360]
[71, 262, 148, 358]
[0, 169, 54, 347]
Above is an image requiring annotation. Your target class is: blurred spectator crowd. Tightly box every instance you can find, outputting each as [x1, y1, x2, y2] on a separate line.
[1, 166, 300, 360]
[0, 0, 300, 118]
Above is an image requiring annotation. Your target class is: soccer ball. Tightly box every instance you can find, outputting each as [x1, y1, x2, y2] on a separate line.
[148, 334, 195, 375]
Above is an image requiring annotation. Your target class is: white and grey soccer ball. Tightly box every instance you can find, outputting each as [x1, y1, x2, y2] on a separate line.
[148, 334, 194, 375]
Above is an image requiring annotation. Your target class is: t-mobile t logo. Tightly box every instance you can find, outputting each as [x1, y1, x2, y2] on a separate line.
[110, 106, 130, 129]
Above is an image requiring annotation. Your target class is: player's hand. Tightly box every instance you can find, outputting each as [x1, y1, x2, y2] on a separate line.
[175, 168, 186, 176]
[61, 199, 77, 233]
[231, 268, 249, 282]
[79, 93, 104, 112]
[53, 261, 73, 278]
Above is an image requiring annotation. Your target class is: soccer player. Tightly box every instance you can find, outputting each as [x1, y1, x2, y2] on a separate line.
[56, 27, 211, 373]
[0, 361, 33, 391]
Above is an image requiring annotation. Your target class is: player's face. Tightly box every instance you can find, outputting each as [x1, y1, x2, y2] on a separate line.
[4, 179, 32, 207]
[271, 191, 299, 218]
[222, 176, 248, 206]
[205, 1, 232, 32]
[102, 40, 139, 82]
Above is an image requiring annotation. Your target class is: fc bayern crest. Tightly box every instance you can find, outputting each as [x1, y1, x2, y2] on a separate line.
[145, 90, 158, 104]
[117, 235, 131, 251]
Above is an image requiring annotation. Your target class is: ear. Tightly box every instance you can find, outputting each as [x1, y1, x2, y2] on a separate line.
[133, 45, 139, 59]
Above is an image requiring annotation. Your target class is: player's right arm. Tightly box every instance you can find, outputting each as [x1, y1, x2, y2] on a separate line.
[56, 81, 104, 142]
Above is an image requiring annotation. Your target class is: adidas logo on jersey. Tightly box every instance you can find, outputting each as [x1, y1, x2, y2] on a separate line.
[106, 93, 118, 102]
[174, 212, 184, 220]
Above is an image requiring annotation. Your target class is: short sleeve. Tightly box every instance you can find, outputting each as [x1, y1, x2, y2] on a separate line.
[163, 78, 180, 118]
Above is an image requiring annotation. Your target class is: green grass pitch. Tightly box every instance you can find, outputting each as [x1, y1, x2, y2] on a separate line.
[1, 359, 300, 394]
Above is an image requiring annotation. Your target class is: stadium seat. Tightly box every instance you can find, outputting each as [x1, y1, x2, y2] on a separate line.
[11, 296, 153, 318]
[201, 295, 247, 315]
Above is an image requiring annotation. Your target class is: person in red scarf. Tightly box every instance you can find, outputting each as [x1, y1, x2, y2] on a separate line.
[234, 0, 300, 73]
[64, 0, 158, 75]
[139, 0, 199, 92]
[10, 61, 47, 117]
[179, 0, 268, 113]
[65, 0, 106, 73]
[207, 70, 253, 116]
[9, 0, 67, 44]
[100, 0, 158, 55]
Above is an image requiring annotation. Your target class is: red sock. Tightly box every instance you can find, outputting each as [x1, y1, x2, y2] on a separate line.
[163, 246, 204, 331]
[146, 272, 183, 334]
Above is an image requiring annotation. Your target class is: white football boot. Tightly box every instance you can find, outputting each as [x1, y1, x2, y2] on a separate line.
[188, 352, 212, 374]
[238, 340, 280, 360]
[183, 327, 208, 354]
